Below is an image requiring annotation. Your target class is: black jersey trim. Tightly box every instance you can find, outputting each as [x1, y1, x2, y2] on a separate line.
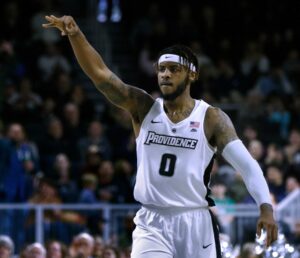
[203, 155, 215, 207]
[209, 209, 222, 257]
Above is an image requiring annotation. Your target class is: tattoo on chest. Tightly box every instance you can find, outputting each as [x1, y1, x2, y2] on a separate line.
[166, 107, 193, 123]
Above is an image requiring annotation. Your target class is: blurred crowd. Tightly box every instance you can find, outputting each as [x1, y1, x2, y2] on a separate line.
[0, 0, 300, 256]
[0, 233, 130, 258]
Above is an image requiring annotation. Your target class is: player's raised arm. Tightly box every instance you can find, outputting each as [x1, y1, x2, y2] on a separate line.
[204, 107, 278, 246]
[42, 15, 154, 126]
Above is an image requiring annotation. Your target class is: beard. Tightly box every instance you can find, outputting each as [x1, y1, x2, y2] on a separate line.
[161, 77, 188, 101]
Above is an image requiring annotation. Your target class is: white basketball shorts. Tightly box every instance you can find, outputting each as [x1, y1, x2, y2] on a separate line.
[131, 206, 221, 258]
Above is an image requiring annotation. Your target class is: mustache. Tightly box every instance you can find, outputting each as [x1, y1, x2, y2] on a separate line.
[159, 81, 173, 86]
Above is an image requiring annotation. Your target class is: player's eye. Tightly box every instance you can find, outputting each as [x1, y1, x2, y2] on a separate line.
[157, 66, 166, 73]
[168, 65, 182, 73]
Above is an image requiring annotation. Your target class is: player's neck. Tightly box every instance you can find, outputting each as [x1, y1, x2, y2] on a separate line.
[163, 94, 195, 119]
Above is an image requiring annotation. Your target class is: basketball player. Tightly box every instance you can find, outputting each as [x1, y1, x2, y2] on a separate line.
[43, 15, 278, 258]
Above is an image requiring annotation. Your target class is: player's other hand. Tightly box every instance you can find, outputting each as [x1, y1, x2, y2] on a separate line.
[42, 15, 79, 36]
[257, 203, 278, 247]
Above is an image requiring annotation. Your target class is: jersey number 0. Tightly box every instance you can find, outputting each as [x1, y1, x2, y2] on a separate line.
[159, 153, 177, 177]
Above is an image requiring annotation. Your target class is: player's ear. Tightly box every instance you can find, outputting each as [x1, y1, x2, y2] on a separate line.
[189, 71, 198, 82]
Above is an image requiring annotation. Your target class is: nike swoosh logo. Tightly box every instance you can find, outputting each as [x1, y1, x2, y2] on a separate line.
[151, 120, 162, 124]
[203, 243, 212, 249]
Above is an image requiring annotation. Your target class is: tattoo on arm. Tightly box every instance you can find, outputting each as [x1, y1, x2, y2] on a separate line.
[213, 108, 238, 153]
[95, 73, 129, 107]
[95, 72, 154, 123]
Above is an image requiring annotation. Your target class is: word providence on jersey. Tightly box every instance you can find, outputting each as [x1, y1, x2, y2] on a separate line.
[144, 131, 198, 149]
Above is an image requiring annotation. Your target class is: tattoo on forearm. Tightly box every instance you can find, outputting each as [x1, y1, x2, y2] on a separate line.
[95, 73, 129, 105]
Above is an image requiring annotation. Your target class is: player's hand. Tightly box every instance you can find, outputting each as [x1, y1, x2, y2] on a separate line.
[257, 203, 278, 247]
[42, 15, 79, 36]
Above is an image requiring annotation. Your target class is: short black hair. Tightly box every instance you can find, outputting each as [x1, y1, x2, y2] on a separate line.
[156, 44, 199, 78]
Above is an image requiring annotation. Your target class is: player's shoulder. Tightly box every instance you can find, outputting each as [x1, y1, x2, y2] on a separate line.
[205, 106, 224, 124]
[204, 106, 231, 133]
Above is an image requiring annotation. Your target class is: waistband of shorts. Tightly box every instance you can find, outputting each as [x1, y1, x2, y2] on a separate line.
[142, 204, 209, 215]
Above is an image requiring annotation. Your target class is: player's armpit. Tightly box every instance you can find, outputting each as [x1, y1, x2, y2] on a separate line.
[204, 107, 238, 153]
[96, 72, 154, 123]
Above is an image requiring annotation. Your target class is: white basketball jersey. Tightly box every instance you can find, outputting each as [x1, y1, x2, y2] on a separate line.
[134, 98, 216, 208]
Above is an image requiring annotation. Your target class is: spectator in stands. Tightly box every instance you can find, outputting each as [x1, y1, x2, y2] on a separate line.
[62, 103, 83, 161]
[284, 128, 300, 166]
[78, 174, 98, 204]
[45, 240, 67, 258]
[48, 72, 72, 114]
[118, 212, 135, 249]
[255, 65, 293, 97]
[8, 77, 43, 125]
[25, 243, 46, 258]
[29, 177, 84, 223]
[69, 233, 94, 258]
[40, 97, 57, 124]
[102, 245, 119, 258]
[240, 42, 270, 87]
[228, 172, 252, 204]
[4, 123, 37, 202]
[0, 136, 10, 201]
[1, 80, 19, 124]
[0, 40, 25, 82]
[210, 179, 235, 238]
[52, 153, 78, 203]
[30, 0, 61, 43]
[0, 235, 14, 258]
[265, 95, 291, 141]
[81, 145, 103, 175]
[97, 161, 119, 203]
[237, 90, 265, 132]
[108, 108, 136, 164]
[93, 236, 104, 258]
[283, 49, 300, 90]
[290, 221, 300, 246]
[240, 124, 258, 147]
[70, 84, 95, 124]
[37, 43, 71, 82]
[285, 176, 300, 194]
[248, 139, 265, 168]
[215, 59, 243, 102]
[78, 121, 112, 162]
[236, 242, 261, 258]
[264, 143, 285, 167]
[114, 160, 135, 203]
[39, 118, 68, 173]
[265, 164, 286, 203]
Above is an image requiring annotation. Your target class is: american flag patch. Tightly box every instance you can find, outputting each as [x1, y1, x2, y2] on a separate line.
[190, 121, 200, 128]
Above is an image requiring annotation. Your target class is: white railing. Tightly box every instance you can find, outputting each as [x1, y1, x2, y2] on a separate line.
[276, 189, 300, 228]
[1, 191, 300, 253]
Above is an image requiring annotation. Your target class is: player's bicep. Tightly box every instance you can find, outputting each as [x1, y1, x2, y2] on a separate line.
[95, 72, 154, 120]
[211, 108, 239, 153]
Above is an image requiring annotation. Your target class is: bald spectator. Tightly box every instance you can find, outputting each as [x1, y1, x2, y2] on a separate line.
[69, 233, 94, 258]
[25, 243, 46, 258]
[0, 235, 14, 258]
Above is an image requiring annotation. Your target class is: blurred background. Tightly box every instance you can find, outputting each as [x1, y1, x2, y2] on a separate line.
[0, 0, 299, 257]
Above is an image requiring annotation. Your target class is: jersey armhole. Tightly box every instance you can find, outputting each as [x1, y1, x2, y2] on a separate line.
[202, 106, 217, 154]
[135, 100, 158, 141]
